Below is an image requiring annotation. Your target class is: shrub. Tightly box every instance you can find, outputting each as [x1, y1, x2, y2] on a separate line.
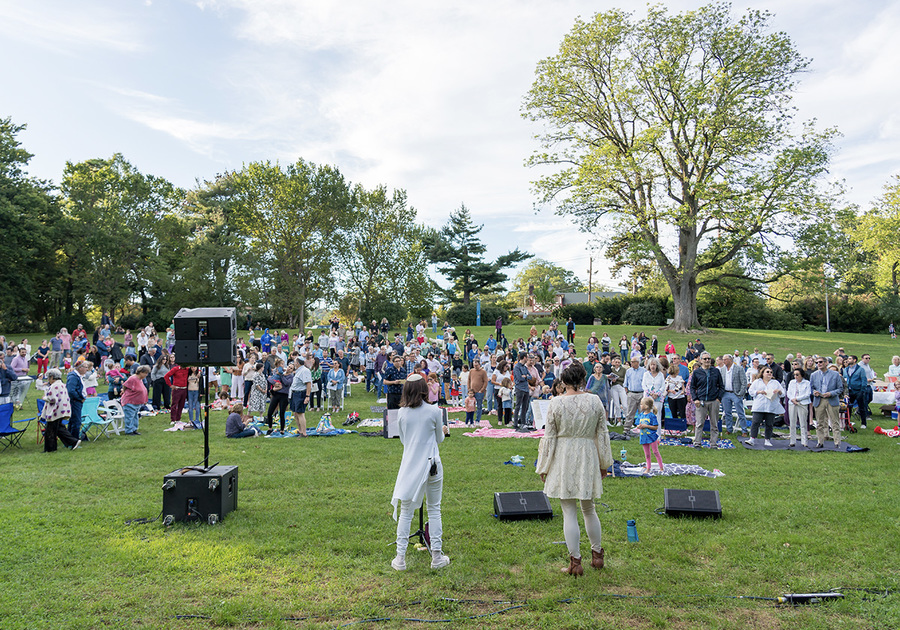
[622, 302, 664, 326]
[594, 294, 669, 325]
[446, 304, 509, 327]
[553, 303, 595, 325]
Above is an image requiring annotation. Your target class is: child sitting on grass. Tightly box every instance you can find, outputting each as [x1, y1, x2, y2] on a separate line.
[636, 396, 665, 474]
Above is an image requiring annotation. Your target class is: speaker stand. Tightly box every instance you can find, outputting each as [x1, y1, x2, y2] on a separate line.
[410, 501, 429, 549]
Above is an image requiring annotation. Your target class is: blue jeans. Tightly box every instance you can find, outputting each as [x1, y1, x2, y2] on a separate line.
[123, 403, 141, 434]
[366, 368, 375, 392]
[620, 349, 627, 363]
[485, 382, 495, 413]
[187, 390, 200, 424]
[227, 428, 257, 438]
[721, 391, 747, 432]
[474, 392, 485, 424]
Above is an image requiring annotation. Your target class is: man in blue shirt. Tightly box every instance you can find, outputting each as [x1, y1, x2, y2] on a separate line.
[810, 357, 845, 448]
[67, 361, 89, 440]
[623, 357, 646, 430]
[512, 354, 533, 431]
[843, 355, 870, 429]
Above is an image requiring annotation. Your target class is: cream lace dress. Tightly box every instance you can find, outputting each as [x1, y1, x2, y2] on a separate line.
[536, 393, 614, 500]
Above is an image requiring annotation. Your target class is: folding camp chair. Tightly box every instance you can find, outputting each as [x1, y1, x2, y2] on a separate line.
[36, 399, 46, 444]
[101, 400, 125, 436]
[80, 397, 116, 441]
[0, 403, 27, 450]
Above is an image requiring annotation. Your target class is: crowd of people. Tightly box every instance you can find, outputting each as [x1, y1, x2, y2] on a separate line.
[4, 315, 896, 460]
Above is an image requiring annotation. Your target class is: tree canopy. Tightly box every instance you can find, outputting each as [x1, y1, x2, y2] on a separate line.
[523, 3, 836, 331]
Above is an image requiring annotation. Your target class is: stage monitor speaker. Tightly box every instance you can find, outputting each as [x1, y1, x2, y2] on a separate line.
[162, 465, 238, 525]
[383, 408, 399, 438]
[173, 307, 237, 365]
[493, 491, 553, 521]
[664, 488, 721, 519]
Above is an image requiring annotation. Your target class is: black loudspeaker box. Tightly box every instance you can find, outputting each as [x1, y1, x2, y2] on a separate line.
[173, 307, 237, 366]
[162, 465, 238, 524]
[173, 339, 237, 366]
[664, 488, 722, 519]
[493, 491, 553, 521]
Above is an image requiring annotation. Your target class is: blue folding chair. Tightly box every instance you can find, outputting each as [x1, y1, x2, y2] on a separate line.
[80, 397, 116, 441]
[0, 403, 28, 450]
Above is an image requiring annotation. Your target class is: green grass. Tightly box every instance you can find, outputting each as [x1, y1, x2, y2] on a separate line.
[2, 326, 900, 629]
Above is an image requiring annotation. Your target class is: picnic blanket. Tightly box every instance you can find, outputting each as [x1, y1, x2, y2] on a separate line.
[659, 437, 736, 449]
[740, 437, 866, 452]
[463, 425, 545, 439]
[608, 460, 724, 478]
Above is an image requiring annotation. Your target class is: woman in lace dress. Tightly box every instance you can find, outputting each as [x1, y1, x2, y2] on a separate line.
[536, 362, 614, 577]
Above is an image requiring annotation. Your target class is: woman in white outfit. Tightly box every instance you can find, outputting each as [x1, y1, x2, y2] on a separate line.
[786, 368, 810, 447]
[747, 366, 784, 447]
[536, 362, 614, 577]
[390, 374, 451, 571]
[641, 358, 666, 424]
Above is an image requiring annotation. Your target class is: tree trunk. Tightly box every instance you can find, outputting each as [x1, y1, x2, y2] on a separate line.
[664, 276, 705, 333]
[298, 285, 306, 333]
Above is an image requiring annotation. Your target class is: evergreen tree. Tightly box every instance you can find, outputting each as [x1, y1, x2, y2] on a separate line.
[423, 204, 531, 305]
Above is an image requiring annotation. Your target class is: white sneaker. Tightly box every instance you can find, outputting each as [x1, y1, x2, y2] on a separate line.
[391, 555, 406, 571]
[764, 440, 773, 447]
[746, 438, 755, 446]
[430, 552, 451, 569]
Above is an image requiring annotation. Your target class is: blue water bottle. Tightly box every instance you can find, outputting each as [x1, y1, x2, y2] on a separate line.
[620, 447, 627, 462]
[627, 519, 639, 542]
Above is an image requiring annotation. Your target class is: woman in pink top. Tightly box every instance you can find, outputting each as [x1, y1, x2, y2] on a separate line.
[121, 365, 150, 435]
[58, 328, 72, 361]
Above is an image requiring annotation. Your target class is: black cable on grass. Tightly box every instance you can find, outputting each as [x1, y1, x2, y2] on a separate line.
[125, 509, 163, 525]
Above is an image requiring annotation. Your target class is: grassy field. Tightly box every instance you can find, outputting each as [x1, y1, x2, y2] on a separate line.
[1, 325, 899, 629]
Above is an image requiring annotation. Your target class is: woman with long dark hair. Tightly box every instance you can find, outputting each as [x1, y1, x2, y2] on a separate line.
[536, 362, 613, 577]
[390, 374, 451, 571]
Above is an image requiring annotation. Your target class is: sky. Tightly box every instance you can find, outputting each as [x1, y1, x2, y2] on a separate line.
[2, 0, 899, 296]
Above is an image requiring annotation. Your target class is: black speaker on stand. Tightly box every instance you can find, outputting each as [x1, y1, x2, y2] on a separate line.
[163, 307, 238, 525]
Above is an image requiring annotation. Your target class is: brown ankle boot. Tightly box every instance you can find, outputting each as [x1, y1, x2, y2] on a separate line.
[560, 555, 583, 577]
[590, 548, 605, 569]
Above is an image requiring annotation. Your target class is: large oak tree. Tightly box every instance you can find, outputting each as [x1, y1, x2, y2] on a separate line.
[523, 3, 836, 331]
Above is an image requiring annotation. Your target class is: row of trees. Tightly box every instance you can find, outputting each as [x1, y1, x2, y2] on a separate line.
[0, 119, 440, 332]
[1, 116, 538, 334]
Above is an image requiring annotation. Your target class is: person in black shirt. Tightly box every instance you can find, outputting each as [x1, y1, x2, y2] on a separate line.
[383, 355, 408, 410]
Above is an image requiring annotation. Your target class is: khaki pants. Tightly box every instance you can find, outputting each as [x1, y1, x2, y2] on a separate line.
[693, 400, 720, 447]
[625, 392, 643, 429]
[814, 402, 841, 446]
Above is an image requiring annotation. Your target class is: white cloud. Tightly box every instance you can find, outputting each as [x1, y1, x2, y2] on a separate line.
[0, 2, 143, 53]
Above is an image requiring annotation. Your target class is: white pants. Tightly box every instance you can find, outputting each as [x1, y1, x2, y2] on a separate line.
[559, 498, 603, 559]
[395, 463, 443, 556]
[609, 385, 627, 420]
[11, 377, 33, 406]
[788, 402, 809, 445]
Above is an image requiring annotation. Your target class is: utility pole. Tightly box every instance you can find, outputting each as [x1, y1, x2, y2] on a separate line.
[587, 257, 593, 303]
